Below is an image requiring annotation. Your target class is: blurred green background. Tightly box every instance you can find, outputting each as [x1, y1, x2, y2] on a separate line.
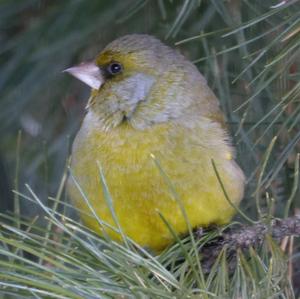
[1, 0, 299, 226]
[0, 0, 300, 296]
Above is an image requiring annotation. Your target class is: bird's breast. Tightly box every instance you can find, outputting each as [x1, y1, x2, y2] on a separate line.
[68, 112, 244, 250]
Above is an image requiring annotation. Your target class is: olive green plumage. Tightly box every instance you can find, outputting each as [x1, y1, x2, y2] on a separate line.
[66, 34, 245, 251]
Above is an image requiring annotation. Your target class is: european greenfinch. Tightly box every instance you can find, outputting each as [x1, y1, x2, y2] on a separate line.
[65, 34, 245, 251]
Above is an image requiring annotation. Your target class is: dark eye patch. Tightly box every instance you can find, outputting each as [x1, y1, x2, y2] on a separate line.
[103, 61, 123, 78]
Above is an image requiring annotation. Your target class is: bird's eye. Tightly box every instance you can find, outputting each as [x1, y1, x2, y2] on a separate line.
[106, 62, 123, 75]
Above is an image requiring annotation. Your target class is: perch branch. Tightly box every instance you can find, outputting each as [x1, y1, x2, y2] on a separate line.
[199, 215, 300, 272]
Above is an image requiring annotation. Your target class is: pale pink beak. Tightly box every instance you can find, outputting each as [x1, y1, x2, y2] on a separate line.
[63, 62, 104, 90]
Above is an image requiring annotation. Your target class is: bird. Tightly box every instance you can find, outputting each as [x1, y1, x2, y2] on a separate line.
[65, 34, 245, 252]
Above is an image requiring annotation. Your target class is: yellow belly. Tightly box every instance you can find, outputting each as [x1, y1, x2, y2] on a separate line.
[68, 120, 244, 251]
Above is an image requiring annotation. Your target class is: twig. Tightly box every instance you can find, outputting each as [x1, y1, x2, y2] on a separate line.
[199, 215, 300, 273]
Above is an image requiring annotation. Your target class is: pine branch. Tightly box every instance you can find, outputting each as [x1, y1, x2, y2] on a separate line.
[200, 215, 300, 272]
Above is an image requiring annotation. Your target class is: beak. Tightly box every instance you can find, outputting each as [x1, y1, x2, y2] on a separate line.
[63, 62, 104, 90]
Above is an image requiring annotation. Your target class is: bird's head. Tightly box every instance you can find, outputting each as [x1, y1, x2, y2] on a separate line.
[65, 34, 213, 130]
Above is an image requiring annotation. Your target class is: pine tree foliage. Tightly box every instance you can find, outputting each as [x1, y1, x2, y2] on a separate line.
[0, 0, 299, 298]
